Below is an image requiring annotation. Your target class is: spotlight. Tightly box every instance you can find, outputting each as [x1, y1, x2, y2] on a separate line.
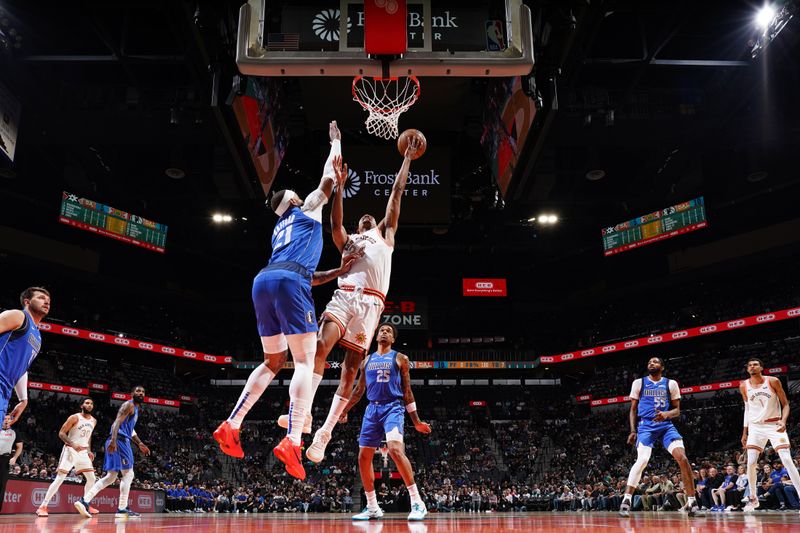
[756, 5, 776, 28]
[222, 215, 233, 222]
[212, 213, 224, 222]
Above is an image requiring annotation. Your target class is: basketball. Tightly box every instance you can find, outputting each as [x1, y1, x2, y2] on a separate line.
[397, 129, 427, 160]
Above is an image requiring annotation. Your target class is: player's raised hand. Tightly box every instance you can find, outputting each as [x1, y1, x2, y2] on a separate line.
[333, 155, 348, 188]
[404, 136, 420, 159]
[414, 421, 432, 434]
[329, 120, 341, 142]
[626, 432, 637, 446]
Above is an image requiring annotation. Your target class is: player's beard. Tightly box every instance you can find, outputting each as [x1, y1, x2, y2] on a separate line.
[647, 368, 660, 377]
[133, 396, 143, 405]
[81, 407, 91, 414]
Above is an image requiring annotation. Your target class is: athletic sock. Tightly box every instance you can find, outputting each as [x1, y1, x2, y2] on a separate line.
[42, 473, 66, 506]
[320, 394, 349, 435]
[228, 364, 276, 430]
[366, 490, 378, 511]
[407, 484, 423, 506]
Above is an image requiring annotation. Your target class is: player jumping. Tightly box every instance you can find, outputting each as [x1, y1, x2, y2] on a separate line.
[740, 358, 800, 513]
[213, 121, 360, 480]
[619, 357, 699, 517]
[37, 397, 99, 517]
[75, 385, 151, 518]
[340, 324, 431, 521]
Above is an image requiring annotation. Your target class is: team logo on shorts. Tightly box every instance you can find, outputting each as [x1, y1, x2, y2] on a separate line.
[355, 332, 367, 345]
[306, 311, 314, 324]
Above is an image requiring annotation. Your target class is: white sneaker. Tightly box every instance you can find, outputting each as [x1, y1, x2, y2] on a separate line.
[408, 502, 428, 521]
[353, 507, 384, 521]
[743, 498, 760, 513]
[306, 429, 332, 463]
[277, 413, 312, 434]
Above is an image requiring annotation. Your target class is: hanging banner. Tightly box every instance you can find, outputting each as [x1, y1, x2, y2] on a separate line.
[111, 393, 181, 408]
[28, 382, 87, 396]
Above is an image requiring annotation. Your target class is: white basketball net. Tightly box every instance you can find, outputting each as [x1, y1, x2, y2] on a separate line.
[352, 76, 420, 140]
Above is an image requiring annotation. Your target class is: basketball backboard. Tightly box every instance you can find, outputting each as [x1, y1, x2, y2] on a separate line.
[236, 0, 533, 77]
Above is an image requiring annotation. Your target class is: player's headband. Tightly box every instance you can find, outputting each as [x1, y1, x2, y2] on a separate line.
[274, 190, 298, 217]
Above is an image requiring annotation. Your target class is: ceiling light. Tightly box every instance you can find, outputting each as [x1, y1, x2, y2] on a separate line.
[756, 5, 776, 28]
[527, 217, 536, 222]
[549, 215, 558, 223]
[212, 214, 224, 222]
[222, 215, 233, 222]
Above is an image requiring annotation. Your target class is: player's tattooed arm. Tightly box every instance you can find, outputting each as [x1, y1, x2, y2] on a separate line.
[397, 353, 431, 434]
[340, 359, 368, 422]
[108, 401, 134, 453]
[330, 154, 349, 252]
[58, 414, 80, 449]
[311, 248, 365, 286]
[770, 377, 790, 433]
[379, 136, 419, 244]
[627, 399, 639, 446]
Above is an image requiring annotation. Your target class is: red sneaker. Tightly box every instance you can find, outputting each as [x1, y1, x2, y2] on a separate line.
[273, 437, 306, 480]
[213, 421, 244, 458]
[89, 505, 100, 515]
[35, 506, 48, 517]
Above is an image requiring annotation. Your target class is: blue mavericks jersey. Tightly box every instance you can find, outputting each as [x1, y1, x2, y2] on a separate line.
[365, 350, 403, 403]
[114, 403, 139, 439]
[0, 310, 42, 399]
[268, 206, 323, 275]
[637, 377, 671, 421]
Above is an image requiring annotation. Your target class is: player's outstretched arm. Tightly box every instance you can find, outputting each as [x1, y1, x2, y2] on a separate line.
[330, 154, 349, 252]
[108, 401, 134, 453]
[770, 377, 791, 433]
[378, 137, 419, 246]
[312, 248, 365, 286]
[58, 414, 80, 449]
[340, 359, 368, 421]
[0, 309, 24, 335]
[397, 352, 431, 434]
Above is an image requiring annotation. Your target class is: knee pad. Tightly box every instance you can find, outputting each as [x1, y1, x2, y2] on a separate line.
[261, 334, 287, 354]
[121, 469, 134, 483]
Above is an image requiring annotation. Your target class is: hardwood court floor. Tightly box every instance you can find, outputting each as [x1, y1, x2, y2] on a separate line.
[1, 511, 798, 532]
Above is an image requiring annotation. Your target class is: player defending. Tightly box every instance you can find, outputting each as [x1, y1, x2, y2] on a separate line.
[619, 357, 699, 517]
[37, 397, 99, 517]
[340, 324, 431, 521]
[0, 287, 49, 426]
[298, 136, 422, 464]
[75, 386, 151, 518]
[740, 358, 800, 512]
[214, 121, 354, 480]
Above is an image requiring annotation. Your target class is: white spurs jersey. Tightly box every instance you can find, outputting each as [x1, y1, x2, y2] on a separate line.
[745, 378, 781, 425]
[67, 414, 96, 448]
[339, 227, 393, 294]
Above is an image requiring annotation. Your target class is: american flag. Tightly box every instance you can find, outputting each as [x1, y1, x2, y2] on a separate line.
[266, 33, 300, 51]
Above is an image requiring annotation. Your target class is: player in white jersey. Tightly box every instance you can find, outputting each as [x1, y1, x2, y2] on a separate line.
[740, 358, 800, 513]
[36, 398, 99, 517]
[279, 136, 422, 463]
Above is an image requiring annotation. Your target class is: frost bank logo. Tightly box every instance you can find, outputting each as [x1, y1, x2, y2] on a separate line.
[313, 9, 352, 42]
[343, 168, 362, 199]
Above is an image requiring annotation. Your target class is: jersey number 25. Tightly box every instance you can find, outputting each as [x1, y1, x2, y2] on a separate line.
[376, 370, 390, 383]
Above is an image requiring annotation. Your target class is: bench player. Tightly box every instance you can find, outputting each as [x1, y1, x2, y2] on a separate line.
[37, 397, 99, 517]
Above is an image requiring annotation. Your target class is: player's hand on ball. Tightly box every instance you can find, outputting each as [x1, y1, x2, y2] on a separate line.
[139, 443, 151, 455]
[404, 136, 420, 159]
[338, 413, 348, 424]
[415, 421, 432, 434]
[329, 120, 341, 142]
[108, 440, 117, 453]
[627, 432, 637, 446]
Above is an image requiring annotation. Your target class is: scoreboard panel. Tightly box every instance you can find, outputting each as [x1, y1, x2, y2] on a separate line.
[602, 197, 707, 256]
[59, 191, 168, 253]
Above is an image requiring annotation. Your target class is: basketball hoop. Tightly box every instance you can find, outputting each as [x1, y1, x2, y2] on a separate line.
[352, 75, 420, 140]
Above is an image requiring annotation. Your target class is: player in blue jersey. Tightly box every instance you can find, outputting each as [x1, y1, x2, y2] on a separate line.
[0, 287, 50, 426]
[75, 385, 151, 518]
[339, 324, 432, 521]
[214, 121, 360, 480]
[619, 357, 699, 517]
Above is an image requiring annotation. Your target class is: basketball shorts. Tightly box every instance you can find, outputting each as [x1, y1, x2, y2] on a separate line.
[103, 437, 134, 472]
[252, 269, 317, 338]
[359, 399, 405, 448]
[57, 445, 94, 473]
[323, 288, 385, 353]
[747, 422, 792, 450]
[637, 420, 683, 449]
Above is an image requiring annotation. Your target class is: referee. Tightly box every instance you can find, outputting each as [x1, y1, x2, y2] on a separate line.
[0, 415, 24, 512]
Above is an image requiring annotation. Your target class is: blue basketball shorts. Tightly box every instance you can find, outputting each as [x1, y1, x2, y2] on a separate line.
[637, 420, 683, 450]
[252, 269, 317, 337]
[103, 437, 134, 472]
[359, 400, 405, 448]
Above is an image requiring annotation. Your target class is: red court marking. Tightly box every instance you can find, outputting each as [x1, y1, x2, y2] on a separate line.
[2, 512, 797, 532]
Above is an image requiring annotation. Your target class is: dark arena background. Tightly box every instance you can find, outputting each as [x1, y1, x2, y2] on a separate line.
[0, 0, 799, 532]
